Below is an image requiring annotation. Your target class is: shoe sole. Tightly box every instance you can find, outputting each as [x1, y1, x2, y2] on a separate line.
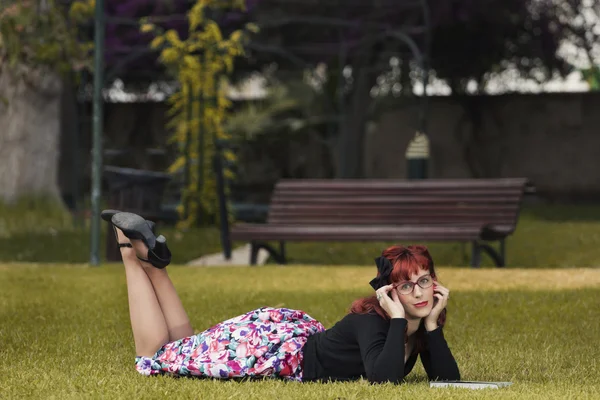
[101, 209, 156, 232]
[111, 212, 157, 250]
[101, 209, 120, 222]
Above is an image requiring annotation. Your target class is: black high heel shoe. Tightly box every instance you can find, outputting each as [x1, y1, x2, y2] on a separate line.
[102, 210, 171, 269]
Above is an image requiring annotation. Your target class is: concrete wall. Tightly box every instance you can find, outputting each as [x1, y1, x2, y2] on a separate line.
[60, 92, 600, 204]
[365, 92, 600, 200]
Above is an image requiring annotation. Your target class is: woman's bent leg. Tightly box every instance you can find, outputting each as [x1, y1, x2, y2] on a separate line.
[118, 229, 170, 357]
[142, 266, 194, 341]
[127, 235, 194, 342]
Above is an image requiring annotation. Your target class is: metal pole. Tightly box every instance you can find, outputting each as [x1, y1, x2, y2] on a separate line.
[71, 71, 82, 228]
[183, 84, 193, 220]
[214, 138, 232, 260]
[90, 0, 105, 266]
[336, 34, 347, 177]
[196, 64, 205, 225]
[419, 0, 432, 135]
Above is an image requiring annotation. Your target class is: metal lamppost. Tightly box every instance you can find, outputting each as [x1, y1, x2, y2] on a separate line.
[90, 0, 105, 265]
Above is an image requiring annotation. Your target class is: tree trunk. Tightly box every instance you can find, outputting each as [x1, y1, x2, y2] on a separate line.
[453, 96, 507, 178]
[0, 63, 64, 204]
[336, 65, 374, 178]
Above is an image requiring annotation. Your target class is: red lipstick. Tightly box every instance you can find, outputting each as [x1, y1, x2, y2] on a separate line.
[414, 301, 428, 308]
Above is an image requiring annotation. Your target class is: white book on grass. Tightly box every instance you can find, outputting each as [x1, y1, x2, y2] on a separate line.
[430, 380, 513, 390]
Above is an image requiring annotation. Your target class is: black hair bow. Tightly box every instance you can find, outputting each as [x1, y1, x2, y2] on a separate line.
[369, 256, 393, 290]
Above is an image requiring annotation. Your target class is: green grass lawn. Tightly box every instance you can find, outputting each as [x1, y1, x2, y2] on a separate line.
[1, 264, 599, 399]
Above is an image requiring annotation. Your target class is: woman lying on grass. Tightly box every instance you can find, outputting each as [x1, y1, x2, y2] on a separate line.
[102, 210, 460, 384]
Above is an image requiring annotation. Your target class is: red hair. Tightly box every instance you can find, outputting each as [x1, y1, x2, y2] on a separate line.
[350, 245, 447, 352]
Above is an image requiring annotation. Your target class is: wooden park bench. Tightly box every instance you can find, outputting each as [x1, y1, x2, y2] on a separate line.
[230, 178, 529, 267]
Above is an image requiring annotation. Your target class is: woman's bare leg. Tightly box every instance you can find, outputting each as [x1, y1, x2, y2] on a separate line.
[117, 228, 170, 357]
[129, 240, 194, 341]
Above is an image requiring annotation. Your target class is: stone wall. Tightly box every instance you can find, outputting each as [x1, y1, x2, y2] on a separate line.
[365, 92, 600, 201]
[60, 92, 600, 204]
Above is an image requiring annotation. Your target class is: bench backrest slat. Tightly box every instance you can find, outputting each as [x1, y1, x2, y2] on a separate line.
[266, 178, 528, 228]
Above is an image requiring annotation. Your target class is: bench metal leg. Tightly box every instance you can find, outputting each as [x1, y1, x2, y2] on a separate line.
[472, 239, 506, 268]
[249, 241, 287, 265]
[279, 241, 287, 265]
[250, 241, 260, 266]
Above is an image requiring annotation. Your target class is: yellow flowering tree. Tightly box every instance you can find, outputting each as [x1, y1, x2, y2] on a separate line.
[141, 0, 256, 229]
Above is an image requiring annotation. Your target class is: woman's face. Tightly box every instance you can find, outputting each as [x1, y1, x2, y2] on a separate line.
[395, 268, 435, 319]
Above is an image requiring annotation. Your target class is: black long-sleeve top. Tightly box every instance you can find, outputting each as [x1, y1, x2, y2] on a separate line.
[301, 313, 460, 383]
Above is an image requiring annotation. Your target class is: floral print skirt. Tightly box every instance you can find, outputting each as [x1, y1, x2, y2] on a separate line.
[135, 307, 325, 382]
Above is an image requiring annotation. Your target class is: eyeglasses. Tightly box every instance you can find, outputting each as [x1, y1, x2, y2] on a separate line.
[394, 274, 433, 295]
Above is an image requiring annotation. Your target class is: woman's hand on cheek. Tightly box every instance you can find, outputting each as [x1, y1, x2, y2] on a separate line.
[424, 282, 450, 331]
[376, 285, 406, 319]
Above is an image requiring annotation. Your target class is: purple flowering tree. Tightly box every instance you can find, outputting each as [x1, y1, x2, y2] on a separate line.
[102, 0, 191, 83]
